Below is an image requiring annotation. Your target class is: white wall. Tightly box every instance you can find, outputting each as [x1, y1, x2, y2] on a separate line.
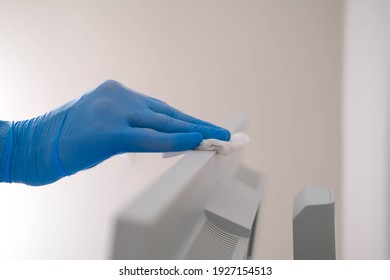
[0, 0, 343, 259]
[342, 0, 390, 259]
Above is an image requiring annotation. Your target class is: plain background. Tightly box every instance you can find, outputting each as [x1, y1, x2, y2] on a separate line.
[342, 0, 390, 259]
[0, 0, 386, 259]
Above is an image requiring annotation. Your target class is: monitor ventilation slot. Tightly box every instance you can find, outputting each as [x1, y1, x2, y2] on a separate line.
[184, 218, 238, 260]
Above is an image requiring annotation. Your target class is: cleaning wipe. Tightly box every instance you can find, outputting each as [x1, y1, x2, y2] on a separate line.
[195, 132, 250, 155]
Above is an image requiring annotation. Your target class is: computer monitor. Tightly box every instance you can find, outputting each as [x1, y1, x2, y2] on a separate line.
[111, 115, 264, 259]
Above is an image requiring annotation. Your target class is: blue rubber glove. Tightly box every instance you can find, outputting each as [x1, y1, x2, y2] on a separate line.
[0, 80, 230, 186]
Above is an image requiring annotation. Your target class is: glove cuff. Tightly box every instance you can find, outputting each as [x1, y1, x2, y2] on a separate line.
[0, 121, 13, 183]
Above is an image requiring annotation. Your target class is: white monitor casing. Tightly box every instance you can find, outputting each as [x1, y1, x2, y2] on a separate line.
[111, 115, 264, 259]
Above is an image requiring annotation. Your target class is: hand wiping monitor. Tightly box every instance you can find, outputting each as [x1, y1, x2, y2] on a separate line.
[111, 114, 264, 259]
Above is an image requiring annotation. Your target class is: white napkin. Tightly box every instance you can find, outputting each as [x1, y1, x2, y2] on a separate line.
[195, 132, 250, 155]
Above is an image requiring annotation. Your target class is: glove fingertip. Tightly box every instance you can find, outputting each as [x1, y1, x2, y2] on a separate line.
[207, 128, 231, 141]
[173, 132, 203, 151]
[224, 129, 231, 141]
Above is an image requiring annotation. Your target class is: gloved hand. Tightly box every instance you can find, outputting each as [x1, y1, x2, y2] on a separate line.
[0, 80, 230, 186]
